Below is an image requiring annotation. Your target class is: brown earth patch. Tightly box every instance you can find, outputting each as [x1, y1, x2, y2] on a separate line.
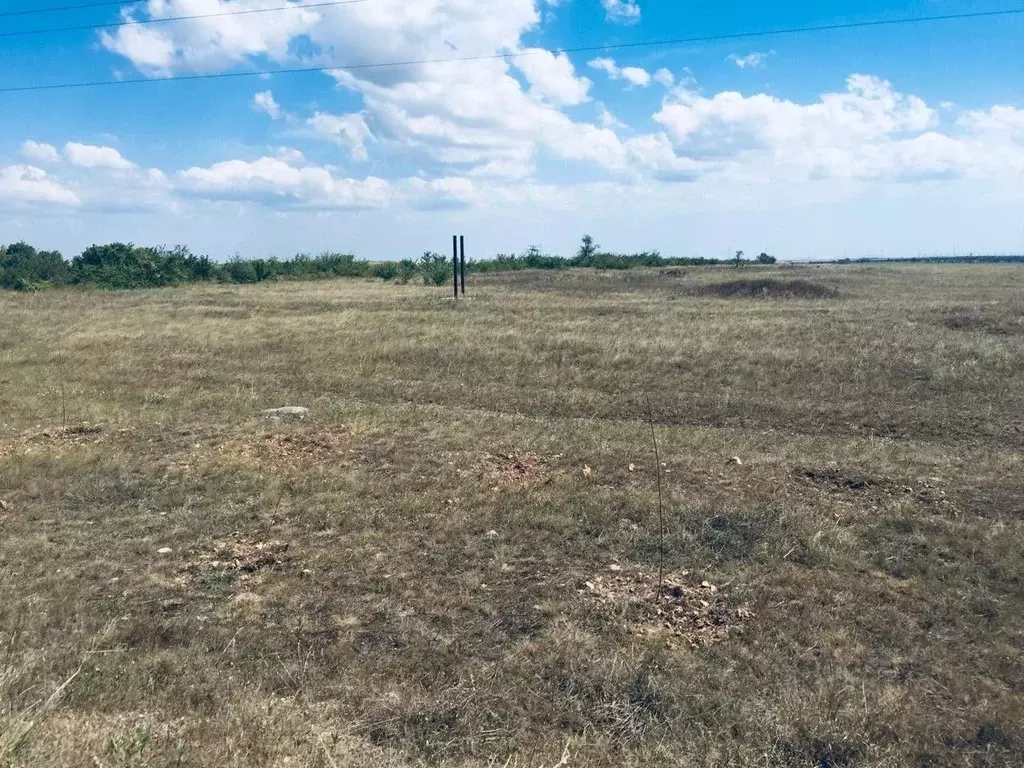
[216, 429, 351, 469]
[0, 424, 109, 459]
[582, 570, 754, 649]
[473, 452, 560, 489]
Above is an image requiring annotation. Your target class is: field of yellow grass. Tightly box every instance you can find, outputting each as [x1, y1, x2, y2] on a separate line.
[1, 264, 1022, 766]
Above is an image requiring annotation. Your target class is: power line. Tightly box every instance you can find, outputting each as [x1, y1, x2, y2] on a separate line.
[0, 0, 147, 17]
[0, 0, 371, 39]
[1, 7, 1021, 94]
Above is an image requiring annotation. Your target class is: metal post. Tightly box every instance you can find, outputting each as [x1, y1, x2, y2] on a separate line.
[452, 235, 459, 299]
[459, 235, 466, 295]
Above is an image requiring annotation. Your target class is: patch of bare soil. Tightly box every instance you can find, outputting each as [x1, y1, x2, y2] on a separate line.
[209, 539, 290, 572]
[473, 452, 560, 489]
[801, 467, 873, 492]
[582, 570, 754, 649]
[688, 279, 839, 300]
[0, 424, 108, 458]
[940, 309, 1024, 336]
[799, 466, 958, 511]
[217, 429, 350, 469]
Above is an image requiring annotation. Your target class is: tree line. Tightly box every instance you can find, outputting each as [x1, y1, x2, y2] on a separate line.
[0, 237, 777, 292]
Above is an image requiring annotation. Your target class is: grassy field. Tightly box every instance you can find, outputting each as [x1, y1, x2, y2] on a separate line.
[0, 264, 1022, 767]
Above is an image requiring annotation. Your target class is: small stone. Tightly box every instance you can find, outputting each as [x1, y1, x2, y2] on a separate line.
[0, 500, 8, 511]
[628, 464, 637, 472]
[608, 563, 622, 572]
[485, 529, 499, 538]
[262, 406, 310, 420]
[301, 569, 314, 576]
[157, 547, 173, 555]
[582, 464, 593, 477]
[727, 456, 743, 466]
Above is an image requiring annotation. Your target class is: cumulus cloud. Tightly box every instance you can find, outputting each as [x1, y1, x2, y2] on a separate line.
[64, 142, 134, 170]
[176, 155, 390, 209]
[252, 90, 282, 119]
[0, 165, 80, 205]
[588, 57, 651, 87]
[601, 0, 641, 24]
[655, 75, 935, 162]
[21, 141, 60, 164]
[100, 0, 320, 75]
[515, 49, 592, 106]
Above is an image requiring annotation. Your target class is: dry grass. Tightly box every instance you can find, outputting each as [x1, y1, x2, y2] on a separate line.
[0, 264, 1022, 766]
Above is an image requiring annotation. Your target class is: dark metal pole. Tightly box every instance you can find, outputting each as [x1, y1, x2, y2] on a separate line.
[459, 235, 466, 295]
[452, 235, 458, 299]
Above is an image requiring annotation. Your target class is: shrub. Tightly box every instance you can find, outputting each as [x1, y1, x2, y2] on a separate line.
[419, 252, 451, 286]
[373, 262, 400, 282]
[397, 259, 418, 284]
[757, 252, 777, 264]
[0, 242, 70, 290]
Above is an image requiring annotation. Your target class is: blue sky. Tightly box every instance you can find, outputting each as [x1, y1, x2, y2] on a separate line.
[1, 0, 1022, 260]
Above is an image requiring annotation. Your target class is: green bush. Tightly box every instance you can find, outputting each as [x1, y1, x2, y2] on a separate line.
[0, 242, 70, 291]
[373, 262, 400, 282]
[397, 259, 418, 284]
[419, 252, 451, 287]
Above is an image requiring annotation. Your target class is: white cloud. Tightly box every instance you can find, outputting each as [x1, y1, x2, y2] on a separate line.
[252, 90, 282, 119]
[176, 156, 390, 209]
[64, 142, 134, 170]
[655, 75, 935, 163]
[588, 57, 651, 87]
[306, 112, 374, 161]
[957, 105, 1024, 141]
[20, 141, 60, 164]
[601, 0, 641, 24]
[101, 0, 320, 75]
[0, 166, 80, 206]
[653, 68, 675, 88]
[515, 49, 592, 106]
[728, 51, 773, 69]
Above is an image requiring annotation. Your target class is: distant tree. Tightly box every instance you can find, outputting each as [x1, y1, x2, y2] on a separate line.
[575, 234, 599, 265]
[757, 252, 777, 264]
[733, 250, 745, 268]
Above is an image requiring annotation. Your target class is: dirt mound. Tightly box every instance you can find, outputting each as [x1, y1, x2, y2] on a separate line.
[689, 279, 839, 300]
[582, 570, 754, 648]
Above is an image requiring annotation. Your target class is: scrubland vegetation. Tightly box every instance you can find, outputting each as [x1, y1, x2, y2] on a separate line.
[0, 237, 775, 292]
[0, 263, 1022, 766]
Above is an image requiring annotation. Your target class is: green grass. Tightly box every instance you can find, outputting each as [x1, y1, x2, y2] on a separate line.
[0, 264, 1022, 766]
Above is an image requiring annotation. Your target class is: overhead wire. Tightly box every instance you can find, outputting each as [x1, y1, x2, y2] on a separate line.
[1, 0, 371, 38]
[1, 7, 1022, 93]
[0, 0, 147, 17]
